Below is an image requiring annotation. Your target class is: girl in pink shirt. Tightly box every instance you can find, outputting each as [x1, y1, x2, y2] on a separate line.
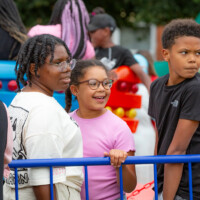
[65, 59, 137, 200]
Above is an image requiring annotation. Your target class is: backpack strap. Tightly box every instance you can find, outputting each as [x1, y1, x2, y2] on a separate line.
[0, 101, 8, 199]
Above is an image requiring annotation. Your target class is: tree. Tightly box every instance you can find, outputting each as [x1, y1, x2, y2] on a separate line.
[15, 0, 55, 28]
[131, 0, 200, 25]
[15, 0, 200, 28]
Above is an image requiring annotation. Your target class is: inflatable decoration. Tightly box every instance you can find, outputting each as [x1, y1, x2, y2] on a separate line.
[106, 65, 142, 133]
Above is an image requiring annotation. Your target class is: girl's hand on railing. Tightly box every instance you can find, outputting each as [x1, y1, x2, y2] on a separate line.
[104, 149, 128, 168]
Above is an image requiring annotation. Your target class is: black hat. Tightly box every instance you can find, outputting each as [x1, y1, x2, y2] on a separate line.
[88, 13, 116, 32]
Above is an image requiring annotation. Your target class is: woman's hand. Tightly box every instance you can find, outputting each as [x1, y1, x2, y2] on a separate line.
[104, 149, 128, 167]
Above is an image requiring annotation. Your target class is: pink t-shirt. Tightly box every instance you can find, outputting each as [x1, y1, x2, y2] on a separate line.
[70, 110, 135, 200]
[28, 24, 95, 60]
[28, 24, 62, 38]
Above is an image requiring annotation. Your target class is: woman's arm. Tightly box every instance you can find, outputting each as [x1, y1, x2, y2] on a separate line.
[33, 184, 57, 200]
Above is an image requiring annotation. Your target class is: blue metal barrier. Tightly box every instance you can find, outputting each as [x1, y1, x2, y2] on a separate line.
[8, 154, 200, 200]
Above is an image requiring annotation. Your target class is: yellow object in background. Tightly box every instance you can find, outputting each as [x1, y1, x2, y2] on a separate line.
[113, 107, 125, 118]
[105, 106, 112, 112]
[125, 108, 137, 119]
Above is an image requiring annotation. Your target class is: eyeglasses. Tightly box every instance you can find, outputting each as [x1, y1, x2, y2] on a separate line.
[78, 79, 113, 90]
[46, 59, 76, 72]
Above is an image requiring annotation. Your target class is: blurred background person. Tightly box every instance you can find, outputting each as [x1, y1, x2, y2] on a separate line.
[88, 12, 151, 92]
[28, 0, 95, 60]
[90, 6, 106, 17]
[0, 0, 27, 60]
[137, 50, 158, 82]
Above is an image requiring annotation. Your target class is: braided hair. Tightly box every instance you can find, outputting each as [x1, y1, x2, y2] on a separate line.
[0, 0, 27, 44]
[49, 0, 90, 59]
[48, 0, 68, 25]
[15, 34, 71, 91]
[65, 59, 109, 112]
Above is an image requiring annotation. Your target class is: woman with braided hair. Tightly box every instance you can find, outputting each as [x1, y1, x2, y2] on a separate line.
[28, 0, 95, 60]
[3, 34, 83, 200]
[0, 0, 27, 60]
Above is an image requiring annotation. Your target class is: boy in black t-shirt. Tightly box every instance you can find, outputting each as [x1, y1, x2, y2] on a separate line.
[148, 19, 200, 200]
[88, 13, 151, 92]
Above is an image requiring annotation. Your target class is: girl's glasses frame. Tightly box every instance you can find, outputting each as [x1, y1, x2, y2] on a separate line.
[78, 79, 114, 90]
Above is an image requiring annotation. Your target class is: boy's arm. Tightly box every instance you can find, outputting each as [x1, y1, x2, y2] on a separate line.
[163, 119, 199, 200]
[154, 125, 158, 155]
[130, 63, 151, 93]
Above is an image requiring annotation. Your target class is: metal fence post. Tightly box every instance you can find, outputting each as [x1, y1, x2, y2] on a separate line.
[84, 166, 89, 200]
[154, 164, 158, 200]
[50, 167, 54, 200]
[188, 162, 193, 200]
[14, 168, 19, 200]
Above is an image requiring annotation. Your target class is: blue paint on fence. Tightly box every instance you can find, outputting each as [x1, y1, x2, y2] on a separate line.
[9, 154, 199, 200]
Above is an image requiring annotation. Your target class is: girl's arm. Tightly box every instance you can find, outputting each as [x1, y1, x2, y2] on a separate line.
[104, 150, 137, 193]
[163, 119, 199, 200]
[116, 151, 137, 193]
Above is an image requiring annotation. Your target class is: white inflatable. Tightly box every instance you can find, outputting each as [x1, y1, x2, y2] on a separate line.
[133, 54, 156, 184]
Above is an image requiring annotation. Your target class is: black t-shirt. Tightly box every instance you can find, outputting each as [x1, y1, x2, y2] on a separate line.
[0, 26, 21, 60]
[148, 73, 200, 200]
[95, 45, 137, 70]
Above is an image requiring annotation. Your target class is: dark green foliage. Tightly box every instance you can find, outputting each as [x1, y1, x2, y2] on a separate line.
[15, 0, 55, 27]
[15, 0, 200, 28]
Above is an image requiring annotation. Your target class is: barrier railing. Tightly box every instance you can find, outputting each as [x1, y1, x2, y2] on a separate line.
[9, 154, 200, 200]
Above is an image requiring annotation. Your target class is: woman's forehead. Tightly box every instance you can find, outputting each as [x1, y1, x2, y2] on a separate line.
[46, 44, 69, 61]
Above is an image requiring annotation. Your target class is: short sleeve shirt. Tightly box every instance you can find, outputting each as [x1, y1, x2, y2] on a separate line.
[70, 110, 135, 200]
[95, 45, 138, 70]
[6, 92, 83, 191]
[148, 73, 200, 199]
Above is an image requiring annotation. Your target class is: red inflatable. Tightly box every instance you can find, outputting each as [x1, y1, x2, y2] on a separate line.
[106, 66, 142, 133]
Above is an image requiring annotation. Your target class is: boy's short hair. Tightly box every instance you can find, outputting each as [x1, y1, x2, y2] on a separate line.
[162, 18, 200, 49]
